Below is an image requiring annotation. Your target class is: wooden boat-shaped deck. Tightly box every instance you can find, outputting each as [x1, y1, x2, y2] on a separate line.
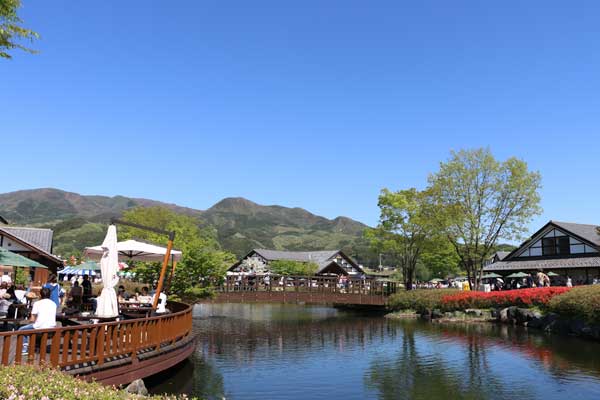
[0, 301, 194, 386]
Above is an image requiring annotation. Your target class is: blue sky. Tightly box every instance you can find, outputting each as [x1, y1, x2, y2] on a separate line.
[3, 1, 599, 232]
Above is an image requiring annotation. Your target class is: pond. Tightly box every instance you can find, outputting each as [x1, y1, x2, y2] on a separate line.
[146, 303, 600, 400]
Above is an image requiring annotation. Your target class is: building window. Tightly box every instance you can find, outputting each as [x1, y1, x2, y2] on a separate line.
[541, 236, 570, 255]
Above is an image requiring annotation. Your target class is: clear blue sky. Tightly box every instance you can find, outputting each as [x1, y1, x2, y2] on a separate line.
[3, 1, 599, 232]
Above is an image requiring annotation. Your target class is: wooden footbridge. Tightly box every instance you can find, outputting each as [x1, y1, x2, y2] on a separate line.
[214, 275, 399, 306]
[0, 301, 194, 386]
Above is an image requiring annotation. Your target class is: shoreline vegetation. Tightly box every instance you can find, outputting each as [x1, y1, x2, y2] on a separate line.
[385, 286, 600, 341]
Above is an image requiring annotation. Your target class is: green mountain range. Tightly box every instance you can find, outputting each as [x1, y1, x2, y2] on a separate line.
[0, 188, 374, 263]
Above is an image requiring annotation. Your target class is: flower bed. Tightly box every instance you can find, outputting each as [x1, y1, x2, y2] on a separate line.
[387, 289, 459, 313]
[0, 365, 193, 400]
[441, 287, 571, 311]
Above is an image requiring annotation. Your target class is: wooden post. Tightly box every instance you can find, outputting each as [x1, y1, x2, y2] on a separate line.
[166, 260, 178, 294]
[153, 232, 175, 310]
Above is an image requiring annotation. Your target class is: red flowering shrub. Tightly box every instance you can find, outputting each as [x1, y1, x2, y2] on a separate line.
[441, 287, 571, 311]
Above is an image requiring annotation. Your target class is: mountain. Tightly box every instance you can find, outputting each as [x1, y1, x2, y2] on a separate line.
[0, 188, 373, 262]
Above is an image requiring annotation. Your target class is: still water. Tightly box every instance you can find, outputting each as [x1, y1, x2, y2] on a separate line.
[147, 303, 600, 400]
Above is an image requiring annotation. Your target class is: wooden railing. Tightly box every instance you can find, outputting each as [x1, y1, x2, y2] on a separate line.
[0, 301, 193, 372]
[216, 275, 398, 305]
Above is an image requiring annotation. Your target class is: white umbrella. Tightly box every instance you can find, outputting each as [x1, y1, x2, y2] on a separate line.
[95, 225, 120, 318]
[83, 239, 182, 262]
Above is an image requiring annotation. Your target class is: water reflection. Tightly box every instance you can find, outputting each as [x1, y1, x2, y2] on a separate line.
[147, 304, 600, 400]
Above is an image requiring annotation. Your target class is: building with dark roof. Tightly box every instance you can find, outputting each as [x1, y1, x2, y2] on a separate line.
[0, 219, 63, 279]
[484, 221, 600, 285]
[229, 249, 364, 276]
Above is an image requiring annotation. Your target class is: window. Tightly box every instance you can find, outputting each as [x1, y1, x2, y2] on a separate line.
[541, 236, 570, 255]
[520, 227, 599, 257]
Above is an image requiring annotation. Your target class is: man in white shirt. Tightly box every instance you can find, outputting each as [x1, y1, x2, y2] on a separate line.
[18, 287, 57, 353]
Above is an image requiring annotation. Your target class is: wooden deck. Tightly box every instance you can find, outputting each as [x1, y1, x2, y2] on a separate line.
[0, 301, 194, 386]
[214, 275, 398, 306]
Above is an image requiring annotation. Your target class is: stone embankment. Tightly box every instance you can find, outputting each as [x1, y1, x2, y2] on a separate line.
[386, 307, 600, 341]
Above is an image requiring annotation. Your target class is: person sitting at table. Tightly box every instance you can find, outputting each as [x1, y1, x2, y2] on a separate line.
[68, 281, 83, 307]
[14, 284, 27, 304]
[117, 285, 130, 303]
[0, 281, 7, 298]
[137, 286, 152, 305]
[0, 293, 11, 317]
[18, 287, 57, 354]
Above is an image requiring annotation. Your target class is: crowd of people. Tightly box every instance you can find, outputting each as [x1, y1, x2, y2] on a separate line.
[0, 272, 169, 354]
[415, 270, 581, 291]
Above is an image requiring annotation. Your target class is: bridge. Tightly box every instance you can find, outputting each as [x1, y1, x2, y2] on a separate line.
[214, 275, 399, 306]
[0, 301, 194, 386]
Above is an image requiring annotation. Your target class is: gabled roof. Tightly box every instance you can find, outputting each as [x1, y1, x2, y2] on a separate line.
[494, 251, 510, 261]
[1, 227, 54, 253]
[500, 220, 599, 261]
[230, 248, 363, 273]
[253, 249, 341, 266]
[0, 227, 62, 267]
[551, 221, 600, 247]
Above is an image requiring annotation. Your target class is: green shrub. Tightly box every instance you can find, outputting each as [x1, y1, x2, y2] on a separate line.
[548, 285, 600, 323]
[183, 286, 215, 300]
[269, 260, 319, 276]
[387, 289, 459, 313]
[0, 365, 194, 399]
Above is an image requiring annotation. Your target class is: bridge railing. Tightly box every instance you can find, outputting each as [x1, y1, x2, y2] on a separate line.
[0, 301, 193, 370]
[219, 275, 398, 297]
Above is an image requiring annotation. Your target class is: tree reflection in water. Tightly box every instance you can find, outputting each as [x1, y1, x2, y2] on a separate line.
[365, 321, 532, 400]
[147, 304, 600, 400]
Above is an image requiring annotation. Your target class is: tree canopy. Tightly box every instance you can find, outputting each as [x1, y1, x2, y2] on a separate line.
[119, 207, 236, 299]
[268, 260, 319, 276]
[366, 188, 432, 289]
[427, 148, 542, 288]
[1, 0, 38, 59]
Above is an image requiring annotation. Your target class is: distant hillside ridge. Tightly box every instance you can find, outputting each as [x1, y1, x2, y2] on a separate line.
[0, 188, 372, 262]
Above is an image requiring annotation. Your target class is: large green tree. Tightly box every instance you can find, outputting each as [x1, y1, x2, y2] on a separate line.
[119, 207, 235, 299]
[1, 0, 38, 59]
[366, 188, 432, 290]
[427, 148, 542, 289]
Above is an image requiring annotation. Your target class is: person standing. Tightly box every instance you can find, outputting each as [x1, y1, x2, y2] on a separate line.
[566, 276, 573, 288]
[82, 275, 92, 300]
[42, 274, 63, 308]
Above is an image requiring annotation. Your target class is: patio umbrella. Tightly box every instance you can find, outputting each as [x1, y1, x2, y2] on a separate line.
[481, 273, 503, 279]
[59, 261, 101, 276]
[84, 239, 182, 262]
[0, 248, 46, 268]
[505, 272, 529, 279]
[547, 272, 560, 277]
[96, 225, 120, 318]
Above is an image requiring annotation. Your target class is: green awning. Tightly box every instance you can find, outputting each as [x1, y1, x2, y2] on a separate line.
[481, 273, 503, 279]
[0, 248, 46, 268]
[547, 271, 560, 277]
[505, 272, 529, 278]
